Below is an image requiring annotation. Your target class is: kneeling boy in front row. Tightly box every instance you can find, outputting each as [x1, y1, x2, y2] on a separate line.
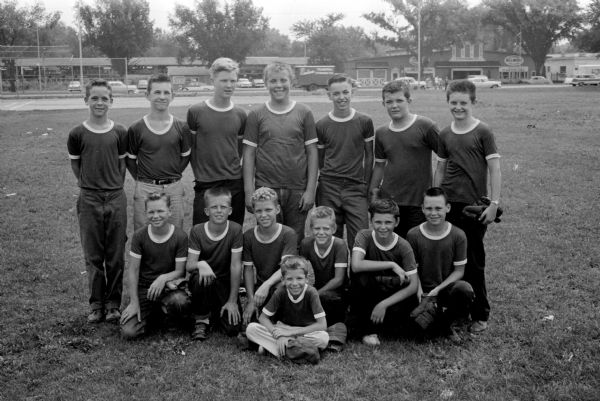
[246, 256, 329, 363]
[121, 193, 190, 339]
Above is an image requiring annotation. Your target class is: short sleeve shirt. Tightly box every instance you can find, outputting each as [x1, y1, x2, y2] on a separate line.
[263, 284, 325, 327]
[299, 236, 348, 289]
[353, 229, 417, 278]
[437, 120, 500, 204]
[374, 115, 440, 206]
[67, 121, 128, 190]
[130, 225, 188, 287]
[316, 109, 374, 183]
[243, 102, 317, 189]
[188, 221, 243, 280]
[127, 115, 192, 181]
[407, 223, 467, 293]
[242, 224, 298, 285]
[186, 100, 246, 182]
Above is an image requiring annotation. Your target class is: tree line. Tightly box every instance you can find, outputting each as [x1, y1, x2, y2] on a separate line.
[1, 0, 599, 92]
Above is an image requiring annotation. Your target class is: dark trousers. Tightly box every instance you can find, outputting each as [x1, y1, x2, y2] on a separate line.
[188, 272, 241, 336]
[193, 178, 246, 226]
[394, 205, 426, 239]
[347, 273, 418, 338]
[434, 280, 474, 330]
[317, 178, 369, 249]
[319, 289, 347, 325]
[77, 188, 127, 311]
[274, 188, 308, 245]
[447, 202, 490, 322]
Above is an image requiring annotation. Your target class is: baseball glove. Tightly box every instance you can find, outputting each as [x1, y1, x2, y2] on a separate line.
[410, 296, 439, 331]
[462, 196, 503, 223]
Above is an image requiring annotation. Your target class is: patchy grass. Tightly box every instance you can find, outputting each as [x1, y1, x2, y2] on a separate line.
[0, 87, 599, 401]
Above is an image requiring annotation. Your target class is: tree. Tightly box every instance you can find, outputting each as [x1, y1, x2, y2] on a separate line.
[170, 0, 269, 64]
[78, 0, 154, 70]
[363, 0, 480, 67]
[143, 28, 184, 57]
[483, 0, 582, 75]
[575, 0, 600, 52]
[0, 0, 60, 91]
[292, 13, 376, 71]
[253, 28, 294, 57]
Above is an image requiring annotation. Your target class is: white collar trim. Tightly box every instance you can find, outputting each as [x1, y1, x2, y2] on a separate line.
[451, 119, 480, 134]
[328, 108, 356, 122]
[313, 238, 334, 259]
[148, 224, 174, 244]
[143, 114, 174, 135]
[254, 223, 282, 244]
[371, 230, 399, 251]
[204, 221, 229, 241]
[389, 114, 417, 132]
[83, 120, 114, 133]
[287, 284, 308, 303]
[265, 100, 296, 114]
[205, 99, 234, 112]
[418, 222, 452, 240]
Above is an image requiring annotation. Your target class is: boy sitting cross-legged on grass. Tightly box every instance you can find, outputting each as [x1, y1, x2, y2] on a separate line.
[407, 187, 474, 341]
[434, 80, 502, 333]
[242, 187, 298, 325]
[299, 206, 349, 351]
[347, 198, 419, 346]
[121, 193, 191, 339]
[186, 186, 243, 341]
[315, 74, 374, 249]
[67, 79, 128, 324]
[246, 256, 329, 363]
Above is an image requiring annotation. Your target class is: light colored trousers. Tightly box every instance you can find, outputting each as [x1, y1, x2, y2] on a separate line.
[133, 180, 185, 231]
[246, 322, 329, 358]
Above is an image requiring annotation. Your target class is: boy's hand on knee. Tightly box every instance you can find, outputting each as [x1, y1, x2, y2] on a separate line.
[254, 283, 270, 306]
[197, 261, 216, 286]
[298, 191, 315, 212]
[391, 263, 407, 283]
[243, 302, 257, 325]
[371, 302, 387, 324]
[147, 276, 168, 301]
[121, 303, 140, 324]
[221, 301, 241, 325]
[277, 336, 290, 357]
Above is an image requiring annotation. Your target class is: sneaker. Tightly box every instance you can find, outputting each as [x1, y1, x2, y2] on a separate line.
[87, 310, 104, 324]
[192, 322, 209, 341]
[105, 308, 121, 323]
[362, 334, 381, 346]
[469, 320, 488, 333]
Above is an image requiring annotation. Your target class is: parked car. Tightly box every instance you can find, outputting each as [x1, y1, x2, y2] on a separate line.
[467, 75, 502, 88]
[137, 79, 148, 90]
[107, 81, 138, 94]
[252, 79, 264, 88]
[521, 76, 553, 85]
[67, 81, 82, 92]
[181, 82, 214, 92]
[237, 78, 253, 88]
[394, 76, 426, 89]
[571, 74, 600, 86]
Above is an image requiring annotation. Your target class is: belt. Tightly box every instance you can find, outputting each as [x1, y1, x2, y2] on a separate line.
[138, 178, 179, 185]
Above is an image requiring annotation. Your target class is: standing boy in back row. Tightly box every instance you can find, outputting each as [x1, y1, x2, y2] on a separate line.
[68, 79, 128, 323]
[369, 80, 440, 238]
[316, 74, 374, 249]
[187, 58, 247, 226]
[434, 80, 502, 333]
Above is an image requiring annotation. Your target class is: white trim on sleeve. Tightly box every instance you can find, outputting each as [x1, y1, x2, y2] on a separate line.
[453, 259, 467, 266]
[262, 307, 275, 317]
[242, 139, 257, 147]
[374, 158, 387, 163]
[127, 153, 138, 159]
[130, 251, 142, 259]
[406, 269, 417, 276]
[436, 156, 447, 162]
[181, 149, 191, 157]
[231, 247, 243, 253]
[188, 248, 200, 255]
[364, 136, 375, 142]
[352, 247, 366, 254]
[175, 257, 187, 262]
[314, 311, 326, 319]
[68, 154, 81, 160]
[305, 138, 318, 146]
[485, 153, 501, 160]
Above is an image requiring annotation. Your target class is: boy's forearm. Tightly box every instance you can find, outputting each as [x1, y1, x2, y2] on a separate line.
[125, 158, 138, 179]
[351, 255, 395, 273]
[433, 161, 446, 187]
[179, 155, 190, 174]
[258, 313, 275, 332]
[264, 269, 282, 289]
[242, 146, 256, 193]
[228, 262, 242, 303]
[364, 151, 374, 187]
[127, 261, 141, 303]
[488, 159, 502, 202]
[379, 277, 418, 308]
[305, 144, 318, 194]
[70, 160, 81, 184]
[286, 318, 327, 336]
[430, 268, 464, 295]
[369, 163, 384, 192]
[243, 264, 256, 299]
[318, 275, 344, 293]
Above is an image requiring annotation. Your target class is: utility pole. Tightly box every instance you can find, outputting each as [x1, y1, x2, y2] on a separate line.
[417, 0, 422, 88]
[36, 26, 42, 91]
[77, 1, 84, 86]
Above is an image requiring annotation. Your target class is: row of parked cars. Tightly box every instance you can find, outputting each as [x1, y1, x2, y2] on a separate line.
[68, 80, 140, 93]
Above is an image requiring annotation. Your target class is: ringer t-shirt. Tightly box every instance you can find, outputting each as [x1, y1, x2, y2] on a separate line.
[186, 100, 246, 183]
[407, 223, 467, 293]
[353, 229, 417, 278]
[67, 121, 128, 190]
[188, 221, 243, 280]
[374, 115, 440, 206]
[127, 115, 192, 181]
[242, 223, 297, 285]
[437, 120, 500, 204]
[130, 224, 188, 287]
[263, 284, 325, 327]
[316, 109, 374, 183]
[243, 101, 318, 189]
[299, 236, 348, 290]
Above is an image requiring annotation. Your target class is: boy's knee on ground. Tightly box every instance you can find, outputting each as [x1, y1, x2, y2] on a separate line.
[121, 317, 145, 340]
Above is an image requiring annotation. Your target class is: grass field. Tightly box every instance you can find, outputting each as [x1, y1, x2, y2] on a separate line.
[1, 87, 599, 401]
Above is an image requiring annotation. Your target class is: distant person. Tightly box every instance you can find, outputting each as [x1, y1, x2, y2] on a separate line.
[246, 256, 328, 363]
[434, 79, 502, 333]
[315, 74, 374, 249]
[407, 187, 474, 341]
[186, 187, 243, 341]
[127, 73, 191, 231]
[369, 80, 440, 238]
[186, 57, 247, 226]
[243, 62, 318, 243]
[120, 192, 190, 339]
[67, 79, 128, 324]
[347, 198, 419, 346]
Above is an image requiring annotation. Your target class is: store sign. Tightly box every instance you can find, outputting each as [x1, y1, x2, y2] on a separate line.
[504, 55, 524, 66]
[499, 66, 528, 72]
[172, 76, 186, 84]
[405, 67, 418, 73]
[424, 67, 435, 74]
